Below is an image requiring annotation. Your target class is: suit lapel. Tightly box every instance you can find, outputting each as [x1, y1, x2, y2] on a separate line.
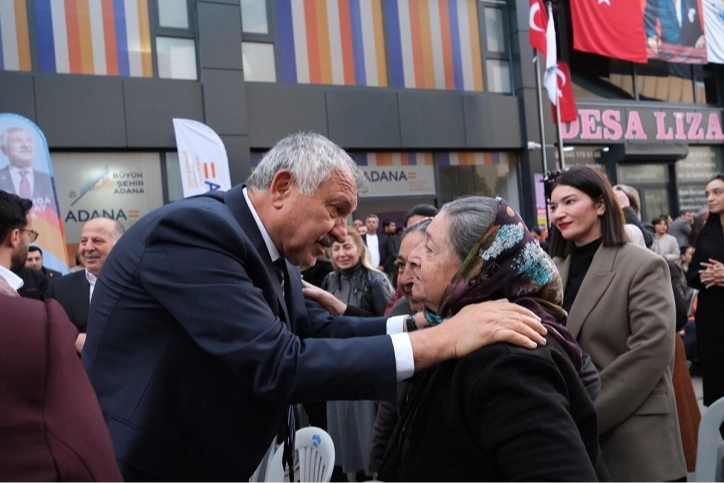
[565, 245, 618, 338]
[222, 186, 291, 325]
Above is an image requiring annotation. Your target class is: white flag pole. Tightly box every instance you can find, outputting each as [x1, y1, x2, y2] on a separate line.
[533, 53, 549, 174]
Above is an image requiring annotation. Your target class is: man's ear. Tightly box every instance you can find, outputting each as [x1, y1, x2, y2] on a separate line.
[269, 170, 295, 209]
[1, 229, 19, 249]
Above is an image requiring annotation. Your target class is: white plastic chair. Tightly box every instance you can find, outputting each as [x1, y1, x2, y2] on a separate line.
[695, 397, 724, 481]
[264, 427, 335, 482]
[250, 437, 277, 482]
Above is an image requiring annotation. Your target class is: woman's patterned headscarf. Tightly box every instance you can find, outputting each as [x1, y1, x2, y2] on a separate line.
[429, 197, 582, 370]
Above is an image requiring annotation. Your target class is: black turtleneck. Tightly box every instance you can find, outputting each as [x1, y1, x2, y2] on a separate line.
[562, 238, 603, 314]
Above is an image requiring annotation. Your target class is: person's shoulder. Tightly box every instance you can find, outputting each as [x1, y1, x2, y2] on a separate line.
[50, 270, 86, 287]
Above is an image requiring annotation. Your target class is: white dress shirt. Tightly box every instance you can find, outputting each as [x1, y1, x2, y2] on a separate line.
[366, 233, 381, 267]
[9, 165, 34, 197]
[242, 188, 414, 380]
[0, 265, 24, 291]
[86, 269, 98, 302]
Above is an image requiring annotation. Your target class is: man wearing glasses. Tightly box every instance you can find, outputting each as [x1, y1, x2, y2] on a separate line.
[0, 190, 35, 296]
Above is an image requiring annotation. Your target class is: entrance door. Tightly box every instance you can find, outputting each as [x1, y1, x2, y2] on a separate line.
[637, 185, 671, 223]
[616, 164, 676, 223]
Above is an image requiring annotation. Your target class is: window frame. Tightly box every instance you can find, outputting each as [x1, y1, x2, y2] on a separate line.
[149, 0, 199, 80]
[478, 0, 513, 94]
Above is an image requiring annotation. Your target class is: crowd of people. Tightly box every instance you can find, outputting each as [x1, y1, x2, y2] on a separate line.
[1, 131, 723, 482]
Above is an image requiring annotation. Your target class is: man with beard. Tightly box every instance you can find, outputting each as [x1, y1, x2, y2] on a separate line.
[0, 190, 34, 296]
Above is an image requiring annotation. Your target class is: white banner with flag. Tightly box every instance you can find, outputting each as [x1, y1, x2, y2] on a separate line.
[173, 119, 231, 198]
[704, 0, 724, 64]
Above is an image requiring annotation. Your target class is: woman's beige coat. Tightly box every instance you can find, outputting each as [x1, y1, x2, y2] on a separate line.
[555, 243, 686, 481]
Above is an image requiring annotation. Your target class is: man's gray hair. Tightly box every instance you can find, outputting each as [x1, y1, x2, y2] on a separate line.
[246, 132, 368, 196]
[0, 127, 28, 149]
[439, 196, 499, 262]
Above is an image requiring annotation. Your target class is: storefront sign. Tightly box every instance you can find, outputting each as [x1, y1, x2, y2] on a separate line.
[356, 153, 436, 198]
[561, 106, 724, 144]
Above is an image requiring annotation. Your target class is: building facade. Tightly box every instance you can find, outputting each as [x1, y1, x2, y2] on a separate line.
[0, 0, 722, 260]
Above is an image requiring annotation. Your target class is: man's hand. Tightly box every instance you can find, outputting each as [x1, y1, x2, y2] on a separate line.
[647, 35, 661, 53]
[408, 299, 546, 371]
[75, 333, 86, 354]
[301, 280, 348, 316]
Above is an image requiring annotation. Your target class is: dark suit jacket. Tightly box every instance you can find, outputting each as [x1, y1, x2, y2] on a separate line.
[82, 184, 398, 481]
[0, 166, 57, 210]
[43, 266, 63, 279]
[362, 233, 395, 273]
[16, 266, 49, 301]
[47, 270, 90, 332]
[379, 334, 604, 481]
[0, 296, 121, 481]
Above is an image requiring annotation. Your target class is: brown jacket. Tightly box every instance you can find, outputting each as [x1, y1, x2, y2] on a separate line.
[0, 296, 122, 481]
[555, 243, 686, 481]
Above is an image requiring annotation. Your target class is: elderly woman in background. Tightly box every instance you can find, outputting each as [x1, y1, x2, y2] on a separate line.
[320, 227, 393, 481]
[687, 174, 724, 408]
[549, 166, 685, 481]
[378, 197, 605, 481]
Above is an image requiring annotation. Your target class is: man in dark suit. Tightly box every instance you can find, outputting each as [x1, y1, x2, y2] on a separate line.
[48, 217, 124, 353]
[26, 245, 62, 279]
[82, 132, 546, 482]
[0, 295, 122, 482]
[0, 127, 56, 212]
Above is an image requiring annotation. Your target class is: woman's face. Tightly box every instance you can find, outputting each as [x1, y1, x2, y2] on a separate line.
[408, 213, 462, 311]
[549, 185, 605, 246]
[331, 238, 361, 270]
[395, 231, 425, 311]
[706, 179, 724, 215]
[654, 220, 669, 235]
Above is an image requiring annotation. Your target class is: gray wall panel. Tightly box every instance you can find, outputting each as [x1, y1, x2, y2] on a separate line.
[202, 69, 247, 135]
[35, 75, 126, 147]
[0, 73, 36, 122]
[398, 91, 465, 148]
[124, 79, 203, 148]
[247, 84, 328, 147]
[326, 89, 401, 149]
[222, 134, 251, 184]
[197, 3, 243, 70]
[464, 94, 522, 148]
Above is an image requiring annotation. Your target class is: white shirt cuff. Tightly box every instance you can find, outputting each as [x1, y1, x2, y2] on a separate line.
[390, 332, 415, 381]
[386, 315, 406, 334]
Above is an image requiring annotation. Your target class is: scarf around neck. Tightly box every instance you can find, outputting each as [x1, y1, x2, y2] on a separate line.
[428, 197, 583, 371]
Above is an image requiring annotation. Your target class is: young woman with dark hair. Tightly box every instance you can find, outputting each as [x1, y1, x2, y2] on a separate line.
[548, 166, 686, 482]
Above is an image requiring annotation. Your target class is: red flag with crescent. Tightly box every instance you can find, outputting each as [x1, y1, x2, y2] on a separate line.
[551, 62, 578, 123]
[529, 0, 548, 55]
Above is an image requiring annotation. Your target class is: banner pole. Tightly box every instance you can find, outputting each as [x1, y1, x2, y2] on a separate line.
[533, 54, 548, 173]
[555, 99, 566, 170]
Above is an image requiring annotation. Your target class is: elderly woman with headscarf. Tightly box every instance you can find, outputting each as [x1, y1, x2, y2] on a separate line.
[378, 196, 606, 482]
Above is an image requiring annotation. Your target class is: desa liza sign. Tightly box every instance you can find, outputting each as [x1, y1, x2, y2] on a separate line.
[561, 106, 724, 143]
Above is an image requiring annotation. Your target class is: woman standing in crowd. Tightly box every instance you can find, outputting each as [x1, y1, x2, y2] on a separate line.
[687, 174, 724, 407]
[321, 227, 393, 481]
[548, 167, 685, 482]
[614, 184, 653, 247]
[651, 216, 680, 260]
[379, 197, 604, 481]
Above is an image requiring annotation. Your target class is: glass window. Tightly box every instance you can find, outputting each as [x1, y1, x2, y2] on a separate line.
[165, 152, 185, 202]
[241, 0, 269, 35]
[484, 7, 506, 53]
[617, 164, 670, 184]
[158, 0, 189, 29]
[486, 60, 511, 93]
[242, 42, 277, 82]
[437, 152, 519, 212]
[156, 37, 197, 80]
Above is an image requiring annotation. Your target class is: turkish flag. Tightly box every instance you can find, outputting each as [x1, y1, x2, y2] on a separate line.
[529, 0, 548, 55]
[551, 62, 577, 123]
[570, 0, 648, 63]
